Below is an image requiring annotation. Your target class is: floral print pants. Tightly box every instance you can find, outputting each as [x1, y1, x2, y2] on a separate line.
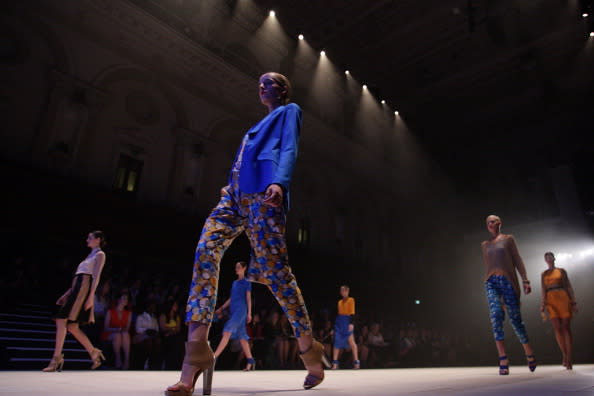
[185, 184, 311, 338]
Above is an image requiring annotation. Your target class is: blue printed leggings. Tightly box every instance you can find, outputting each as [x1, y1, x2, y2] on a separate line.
[485, 275, 529, 344]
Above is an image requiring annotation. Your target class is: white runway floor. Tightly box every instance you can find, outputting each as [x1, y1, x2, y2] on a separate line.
[1, 365, 593, 396]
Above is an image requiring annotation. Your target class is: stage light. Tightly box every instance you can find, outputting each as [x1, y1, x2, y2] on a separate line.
[320, 50, 326, 56]
[578, 247, 594, 259]
[414, 300, 421, 305]
[590, 32, 594, 37]
[269, 10, 275, 17]
[381, 100, 386, 104]
[298, 34, 304, 40]
[394, 110, 399, 115]
[345, 70, 350, 75]
[583, 13, 589, 17]
[362, 84, 367, 89]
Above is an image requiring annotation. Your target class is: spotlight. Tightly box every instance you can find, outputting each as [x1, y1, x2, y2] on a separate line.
[362, 84, 367, 89]
[345, 70, 350, 75]
[583, 13, 589, 17]
[298, 34, 304, 40]
[579, 247, 594, 259]
[414, 300, 421, 305]
[269, 10, 275, 17]
[320, 50, 326, 56]
[590, 32, 594, 37]
[394, 110, 399, 115]
[381, 100, 386, 104]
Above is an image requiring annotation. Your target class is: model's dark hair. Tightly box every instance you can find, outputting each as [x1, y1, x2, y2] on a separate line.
[91, 230, 106, 248]
[340, 285, 350, 290]
[237, 261, 248, 268]
[266, 72, 292, 105]
[544, 251, 555, 258]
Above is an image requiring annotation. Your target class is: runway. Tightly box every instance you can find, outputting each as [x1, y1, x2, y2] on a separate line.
[1, 365, 593, 396]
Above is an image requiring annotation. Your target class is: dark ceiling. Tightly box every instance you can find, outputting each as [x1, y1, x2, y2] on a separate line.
[134, 0, 594, 186]
[252, 0, 594, 173]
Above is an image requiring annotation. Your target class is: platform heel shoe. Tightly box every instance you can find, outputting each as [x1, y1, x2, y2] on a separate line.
[498, 355, 509, 375]
[42, 354, 64, 372]
[526, 354, 537, 372]
[243, 358, 256, 371]
[165, 340, 215, 396]
[299, 340, 331, 390]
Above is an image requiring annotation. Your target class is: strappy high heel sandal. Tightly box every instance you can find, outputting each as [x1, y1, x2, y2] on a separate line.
[526, 354, 537, 372]
[499, 355, 509, 375]
[90, 348, 105, 370]
[299, 340, 331, 390]
[331, 360, 339, 370]
[42, 354, 64, 372]
[165, 340, 215, 396]
[243, 358, 256, 371]
[353, 359, 361, 369]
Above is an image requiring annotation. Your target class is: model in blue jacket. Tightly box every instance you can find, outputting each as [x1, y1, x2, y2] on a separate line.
[166, 72, 329, 396]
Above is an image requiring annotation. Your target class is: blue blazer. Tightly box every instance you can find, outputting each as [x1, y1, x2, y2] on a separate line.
[230, 103, 302, 201]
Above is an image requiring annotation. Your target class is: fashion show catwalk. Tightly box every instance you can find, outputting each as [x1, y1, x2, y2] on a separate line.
[2, 365, 593, 396]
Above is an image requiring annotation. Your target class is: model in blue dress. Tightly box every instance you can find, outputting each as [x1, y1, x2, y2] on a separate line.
[213, 261, 256, 370]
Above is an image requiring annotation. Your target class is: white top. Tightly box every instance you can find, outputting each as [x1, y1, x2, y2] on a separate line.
[75, 248, 105, 276]
[367, 333, 385, 347]
[136, 312, 159, 334]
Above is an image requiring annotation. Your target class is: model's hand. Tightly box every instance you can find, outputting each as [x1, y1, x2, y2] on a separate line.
[540, 304, 545, 313]
[263, 184, 283, 207]
[56, 295, 66, 306]
[84, 300, 94, 311]
[348, 324, 354, 332]
[572, 303, 578, 313]
[523, 283, 532, 294]
[247, 314, 252, 324]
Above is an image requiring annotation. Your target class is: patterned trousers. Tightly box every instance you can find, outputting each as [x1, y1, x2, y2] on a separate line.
[485, 275, 529, 344]
[185, 185, 312, 338]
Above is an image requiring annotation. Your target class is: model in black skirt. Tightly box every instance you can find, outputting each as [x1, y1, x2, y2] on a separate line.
[43, 231, 107, 372]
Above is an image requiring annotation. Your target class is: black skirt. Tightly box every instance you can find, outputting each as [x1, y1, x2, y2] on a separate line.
[54, 274, 93, 324]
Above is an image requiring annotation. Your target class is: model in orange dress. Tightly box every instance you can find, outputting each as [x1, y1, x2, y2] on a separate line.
[540, 252, 578, 369]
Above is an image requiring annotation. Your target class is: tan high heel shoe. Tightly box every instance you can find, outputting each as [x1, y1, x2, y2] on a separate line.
[42, 354, 64, 372]
[165, 340, 215, 396]
[90, 348, 105, 370]
[299, 340, 331, 390]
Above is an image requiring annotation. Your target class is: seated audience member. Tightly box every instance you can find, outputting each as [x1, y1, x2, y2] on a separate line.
[317, 320, 334, 358]
[367, 323, 389, 367]
[133, 301, 161, 369]
[104, 293, 132, 369]
[159, 299, 183, 369]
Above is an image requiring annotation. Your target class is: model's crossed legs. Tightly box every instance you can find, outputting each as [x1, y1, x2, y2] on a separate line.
[43, 319, 104, 371]
[486, 276, 536, 374]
